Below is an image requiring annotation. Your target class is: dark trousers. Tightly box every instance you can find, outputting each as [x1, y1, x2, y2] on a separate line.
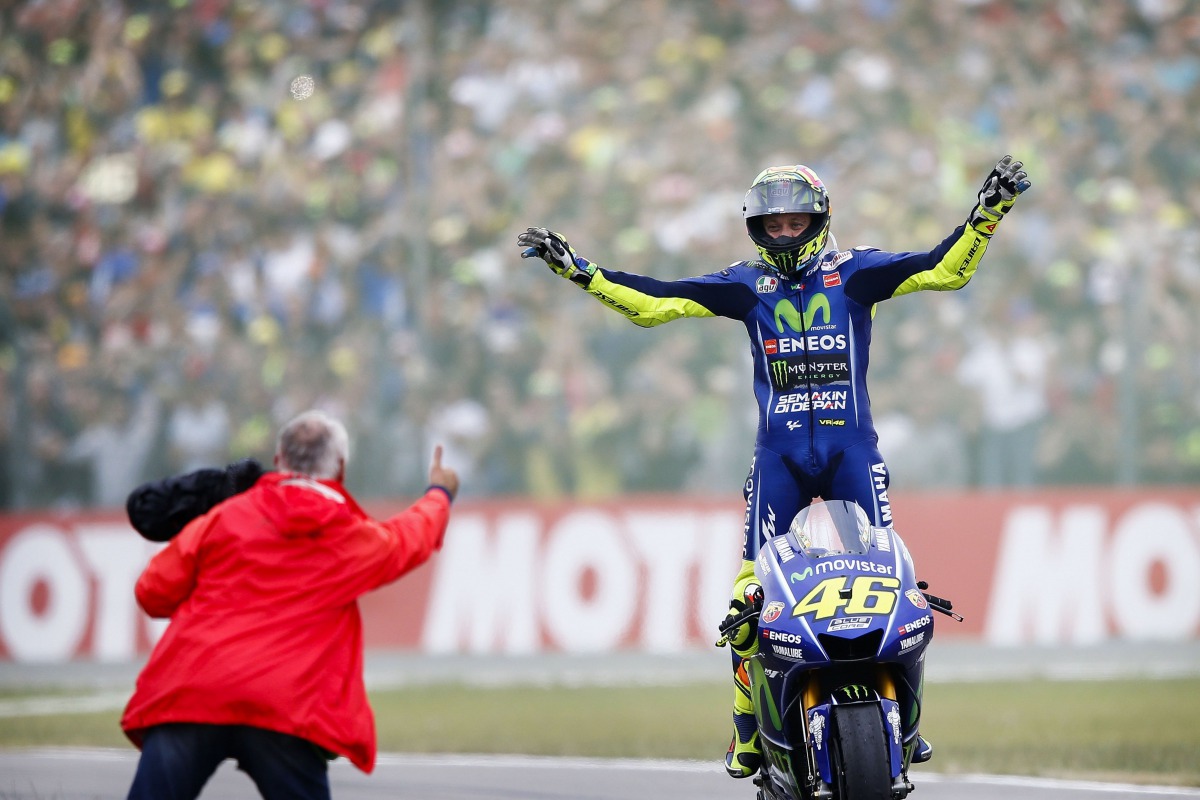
[127, 723, 331, 800]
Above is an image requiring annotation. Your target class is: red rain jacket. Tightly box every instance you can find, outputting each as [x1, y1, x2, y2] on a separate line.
[121, 472, 452, 772]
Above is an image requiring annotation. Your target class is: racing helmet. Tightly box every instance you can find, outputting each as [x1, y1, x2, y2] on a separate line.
[743, 165, 831, 276]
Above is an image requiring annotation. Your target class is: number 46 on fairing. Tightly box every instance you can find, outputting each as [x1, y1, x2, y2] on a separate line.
[791, 576, 901, 620]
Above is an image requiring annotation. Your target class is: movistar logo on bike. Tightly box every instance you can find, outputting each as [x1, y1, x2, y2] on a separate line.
[774, 293, 830, 333]
[815, 558, 893, 576]
[790, 567, 813, 583]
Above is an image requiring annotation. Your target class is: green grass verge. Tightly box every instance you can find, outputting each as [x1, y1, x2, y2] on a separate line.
[2, 678, 1197, 786]
[923, 678, 1200, 786]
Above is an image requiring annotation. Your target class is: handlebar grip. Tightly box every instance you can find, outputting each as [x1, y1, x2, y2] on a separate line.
[923, 592, 952, 611]
[923, 593, 965, 622]
[717, 606, 761, 636]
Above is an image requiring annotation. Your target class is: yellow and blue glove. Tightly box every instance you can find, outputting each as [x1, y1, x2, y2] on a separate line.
[517, 227, 597, 287]
[968, 155, 1031, 237]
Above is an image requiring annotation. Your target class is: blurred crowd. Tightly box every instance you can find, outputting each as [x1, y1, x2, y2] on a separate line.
[1, 0, 1198, 511]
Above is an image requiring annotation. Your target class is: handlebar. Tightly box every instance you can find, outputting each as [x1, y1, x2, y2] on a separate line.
[716, 580, 963, 648]
[715, 591, 763, 647]
[918, 581, 964, 622]
[717, 604, 762, 639]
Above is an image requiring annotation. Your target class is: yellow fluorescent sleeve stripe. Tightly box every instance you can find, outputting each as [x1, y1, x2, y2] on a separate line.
[585, 273, 716, 328]
[891, 229, 990, 298]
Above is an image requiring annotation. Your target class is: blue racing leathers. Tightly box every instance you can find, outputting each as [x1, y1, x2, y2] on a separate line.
[575, 222, 991, 557]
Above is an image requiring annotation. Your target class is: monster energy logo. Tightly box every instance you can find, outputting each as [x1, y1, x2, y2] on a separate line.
[836, 684, 871, 702]
[768, 357, 844, 393]
[770, 359, 798, 389]
[774, 293, 830, 333]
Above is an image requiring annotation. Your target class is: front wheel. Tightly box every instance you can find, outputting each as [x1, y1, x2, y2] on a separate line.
[830, 704, 891, 800]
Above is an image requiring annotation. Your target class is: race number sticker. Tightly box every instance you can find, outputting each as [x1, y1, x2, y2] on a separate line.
[791, 576, 901, 621]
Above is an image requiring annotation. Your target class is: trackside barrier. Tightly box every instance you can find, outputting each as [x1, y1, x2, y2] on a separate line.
[0, 489, 1197, 662]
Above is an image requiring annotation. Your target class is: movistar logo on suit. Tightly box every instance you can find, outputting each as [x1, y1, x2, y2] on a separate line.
[774, 293, 830, 333]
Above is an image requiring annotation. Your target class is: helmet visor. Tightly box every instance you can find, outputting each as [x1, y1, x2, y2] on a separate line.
[743, 179, 827, 218]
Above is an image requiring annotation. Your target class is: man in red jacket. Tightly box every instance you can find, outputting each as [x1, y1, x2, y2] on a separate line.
[122, 409, 459, 800]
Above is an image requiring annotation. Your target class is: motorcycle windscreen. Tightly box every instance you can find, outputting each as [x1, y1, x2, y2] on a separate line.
[786, 499, 876, 558]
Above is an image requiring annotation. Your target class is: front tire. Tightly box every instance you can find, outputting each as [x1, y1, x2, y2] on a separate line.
[830, 704, 890, 800]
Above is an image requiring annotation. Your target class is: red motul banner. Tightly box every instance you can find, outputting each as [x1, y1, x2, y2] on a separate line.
[0, 489, 1197, 663]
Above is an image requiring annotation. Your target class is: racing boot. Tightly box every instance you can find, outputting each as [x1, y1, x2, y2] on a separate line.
[912, 734, 933, 763]
[725, 658, 762, 779]
[723, 561, 763, 779]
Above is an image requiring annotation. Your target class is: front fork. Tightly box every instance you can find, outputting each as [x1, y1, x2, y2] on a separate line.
[754, 667, 916, 799]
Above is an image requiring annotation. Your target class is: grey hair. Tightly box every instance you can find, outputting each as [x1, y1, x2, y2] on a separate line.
[275, 410, 350, 479]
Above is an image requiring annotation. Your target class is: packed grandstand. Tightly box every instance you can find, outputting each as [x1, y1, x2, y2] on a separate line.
[0, 0, 1197, 510]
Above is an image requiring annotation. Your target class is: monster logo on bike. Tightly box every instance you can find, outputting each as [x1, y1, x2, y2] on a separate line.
[835, 684, 871, 702]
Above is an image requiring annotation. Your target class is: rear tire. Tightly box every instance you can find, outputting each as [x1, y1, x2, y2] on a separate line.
[830, 704, 891, 800]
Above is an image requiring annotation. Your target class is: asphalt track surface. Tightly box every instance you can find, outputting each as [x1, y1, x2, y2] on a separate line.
[4, 749, 1200, 800]
[2, 643, 1198, 799]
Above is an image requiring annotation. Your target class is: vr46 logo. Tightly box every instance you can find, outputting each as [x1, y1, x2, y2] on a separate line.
[791, 576, 901, 620]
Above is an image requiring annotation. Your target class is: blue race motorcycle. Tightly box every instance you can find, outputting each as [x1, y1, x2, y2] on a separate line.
[718, 500, 960, 800]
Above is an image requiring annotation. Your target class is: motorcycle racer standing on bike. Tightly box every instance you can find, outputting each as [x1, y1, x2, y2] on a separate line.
[517, 155, 1031, 779]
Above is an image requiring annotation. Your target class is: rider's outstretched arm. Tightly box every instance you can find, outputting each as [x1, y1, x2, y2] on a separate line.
[842, 155, 1031, 304]
[518, 226, 757, 327]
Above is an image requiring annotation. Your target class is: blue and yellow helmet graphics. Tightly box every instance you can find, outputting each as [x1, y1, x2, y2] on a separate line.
[743, 165, 831, 277]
